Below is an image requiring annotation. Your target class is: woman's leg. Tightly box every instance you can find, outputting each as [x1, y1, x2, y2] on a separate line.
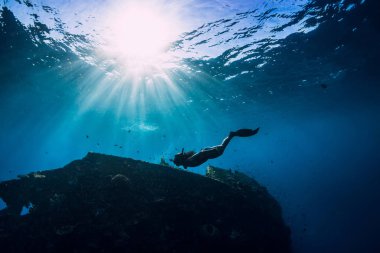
[189, 134, 233, 164]
[188, 128, 259, 165]
[217, 133, 234, 154]
[214, 128, 259, 155]
[197, 133, 234, 159]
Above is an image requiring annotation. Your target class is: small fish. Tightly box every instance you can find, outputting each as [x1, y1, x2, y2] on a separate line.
[320, 83, 328, 89]
[86, 135, 89, 139]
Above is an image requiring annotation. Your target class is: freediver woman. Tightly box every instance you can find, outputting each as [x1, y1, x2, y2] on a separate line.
[171, 128, 259, 169]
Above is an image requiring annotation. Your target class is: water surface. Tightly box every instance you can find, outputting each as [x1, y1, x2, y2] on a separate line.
[1, 0, 379, 252]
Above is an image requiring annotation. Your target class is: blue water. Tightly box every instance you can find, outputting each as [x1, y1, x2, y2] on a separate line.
[1, 0, 380, 252]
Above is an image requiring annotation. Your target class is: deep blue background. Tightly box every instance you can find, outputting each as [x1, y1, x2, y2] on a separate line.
[1, 1, 380, 252]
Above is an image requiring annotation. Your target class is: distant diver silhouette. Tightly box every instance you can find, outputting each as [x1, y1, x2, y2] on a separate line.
[170, 128, 259, 169]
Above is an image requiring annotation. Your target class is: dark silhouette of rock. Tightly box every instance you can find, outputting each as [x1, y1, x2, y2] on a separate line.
[0, 153, 291, 253]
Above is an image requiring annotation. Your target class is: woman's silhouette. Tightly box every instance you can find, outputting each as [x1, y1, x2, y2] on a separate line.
[171, 128, 259, 169]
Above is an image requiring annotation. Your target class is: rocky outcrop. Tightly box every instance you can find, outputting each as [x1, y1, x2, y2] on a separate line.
[0, 152, 291, 253]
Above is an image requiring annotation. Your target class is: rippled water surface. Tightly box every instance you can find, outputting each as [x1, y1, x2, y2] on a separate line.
[1, 0, 380, 252]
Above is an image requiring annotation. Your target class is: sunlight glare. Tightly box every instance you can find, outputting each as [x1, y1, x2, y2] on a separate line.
[102, 1, 182, 73]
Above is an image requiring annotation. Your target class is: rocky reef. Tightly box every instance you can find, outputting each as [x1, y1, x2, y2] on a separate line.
[0, 153, 291, 253]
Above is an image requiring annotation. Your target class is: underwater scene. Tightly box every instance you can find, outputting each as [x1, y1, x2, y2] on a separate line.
[0, 0, 379, 252]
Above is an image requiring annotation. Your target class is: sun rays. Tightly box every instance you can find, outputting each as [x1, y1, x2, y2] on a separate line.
[57, 0, 229, 145]
[99, 1, 183, 75]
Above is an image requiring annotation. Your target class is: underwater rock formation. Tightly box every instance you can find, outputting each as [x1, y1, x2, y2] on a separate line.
[0, 153, 291, 253]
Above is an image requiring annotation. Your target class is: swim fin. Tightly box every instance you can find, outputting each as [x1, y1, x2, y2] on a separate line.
[232, 128, 259, 137]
